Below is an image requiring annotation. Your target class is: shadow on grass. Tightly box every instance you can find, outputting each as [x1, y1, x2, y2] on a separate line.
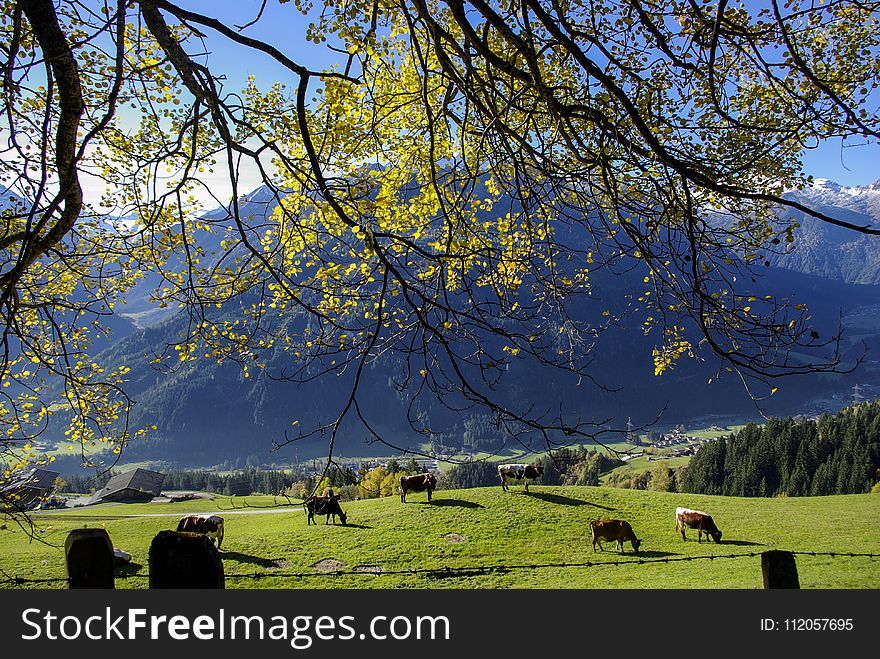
[717, 539, 765, 547]
[630, 550, 678, 558]
[307, 521, 373, 529]
[220, 552, 288, 569]
[523, 491, 614, 510]
[585, 550, 678, 559]
[427, 499, 485, 509]
[114, 561, 145, 578]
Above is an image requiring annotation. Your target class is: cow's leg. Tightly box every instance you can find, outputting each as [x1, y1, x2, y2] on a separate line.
[524, 481, 529, 492]
[427, 489, 432, 502]
[401, 490, 406, 503]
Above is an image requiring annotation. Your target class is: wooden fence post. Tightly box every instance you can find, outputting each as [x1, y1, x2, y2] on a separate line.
[149, 530, 225, 589]
[64, 528, 115, 589]
[761, 550, 800, 589]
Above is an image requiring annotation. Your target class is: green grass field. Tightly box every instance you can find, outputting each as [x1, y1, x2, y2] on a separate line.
[687, 424, 747, 438]
[2, 486, 878, 589]
[599, 455, 693, 485]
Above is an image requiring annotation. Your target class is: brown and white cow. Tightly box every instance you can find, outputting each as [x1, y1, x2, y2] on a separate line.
[498, 463, 544, 492]
[304, 494, 348, 525]
[675, 507, 722, 543]
[176, 514, 225, 549]
[589, 519, 642, 554]
[399, 473, 437, 503]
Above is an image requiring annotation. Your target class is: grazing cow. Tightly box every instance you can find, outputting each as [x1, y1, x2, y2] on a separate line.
[399, 473, 437, 503]
[304, 494, 348, 525]
[675, 507, 723, 543]
[176, 514, 225, 549]
[589, 519, 642, 554]
[498, 463, 544, 492]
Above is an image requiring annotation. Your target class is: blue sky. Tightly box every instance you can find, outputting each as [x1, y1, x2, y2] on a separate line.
[150, 1, 879, 194]
[801, 138, 878, 187]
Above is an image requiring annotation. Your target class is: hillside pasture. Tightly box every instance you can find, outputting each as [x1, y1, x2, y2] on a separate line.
[1, 487, 878, 589]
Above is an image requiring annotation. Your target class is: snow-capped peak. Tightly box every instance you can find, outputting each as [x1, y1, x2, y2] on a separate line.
[812, 178, 842, 192]
[791, 177, 880, 215]
[240, 184, 282, 204]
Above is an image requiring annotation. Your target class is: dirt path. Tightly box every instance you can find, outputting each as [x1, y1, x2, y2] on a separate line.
[110, 507, 305, 518]
[32, 506, 304, 518]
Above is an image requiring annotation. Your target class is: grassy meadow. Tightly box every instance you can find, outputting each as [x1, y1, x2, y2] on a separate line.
[1, 486, 878, 589]
[599, 455, 693, 484]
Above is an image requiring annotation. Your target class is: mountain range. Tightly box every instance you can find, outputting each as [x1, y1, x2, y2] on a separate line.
[771, 179, 880, 284]
[5, 179, 880, 470]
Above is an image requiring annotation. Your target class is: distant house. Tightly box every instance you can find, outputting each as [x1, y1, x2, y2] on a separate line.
[0, 468, 60, 510]
[87, 468, 165, 504]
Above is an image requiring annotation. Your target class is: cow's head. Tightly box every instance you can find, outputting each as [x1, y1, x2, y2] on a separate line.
[427, 474, 437, 487]
[535, 465, 544, 476]
[632, 537, 642, 553]
[339, 510, 348, 525]
[711, 530, 722, 543]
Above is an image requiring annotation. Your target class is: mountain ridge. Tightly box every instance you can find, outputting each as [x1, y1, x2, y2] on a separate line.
[5, 180, 879, 468]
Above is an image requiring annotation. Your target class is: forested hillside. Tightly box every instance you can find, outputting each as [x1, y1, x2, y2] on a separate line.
[683, 402, 880, 496]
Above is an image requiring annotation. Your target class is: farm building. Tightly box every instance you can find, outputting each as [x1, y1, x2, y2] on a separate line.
[87, 468, 165, 504]
[0, 468, 60, 510]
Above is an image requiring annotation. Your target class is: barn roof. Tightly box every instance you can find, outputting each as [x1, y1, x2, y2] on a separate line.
[1, 468, 60, 493]
[0, 468, 61, 510]
[88, 468, 165, 504]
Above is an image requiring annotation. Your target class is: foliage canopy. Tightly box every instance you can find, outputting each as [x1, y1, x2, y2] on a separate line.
[1, 0, 878, 495]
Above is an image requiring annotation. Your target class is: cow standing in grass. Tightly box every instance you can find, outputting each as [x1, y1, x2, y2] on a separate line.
[675, 507, 722, 543]
[176, 514, 225, 549]
[497, 463, 544, 492]
[399, 473, 437, 503]
[589, 519, 642, 554]
[304, 494, 348, 525]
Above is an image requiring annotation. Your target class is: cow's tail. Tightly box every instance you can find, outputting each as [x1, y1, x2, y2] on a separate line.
[217, 523, 224, 549]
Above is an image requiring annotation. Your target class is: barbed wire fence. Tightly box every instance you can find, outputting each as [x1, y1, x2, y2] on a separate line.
[2, 550, 878, 588]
